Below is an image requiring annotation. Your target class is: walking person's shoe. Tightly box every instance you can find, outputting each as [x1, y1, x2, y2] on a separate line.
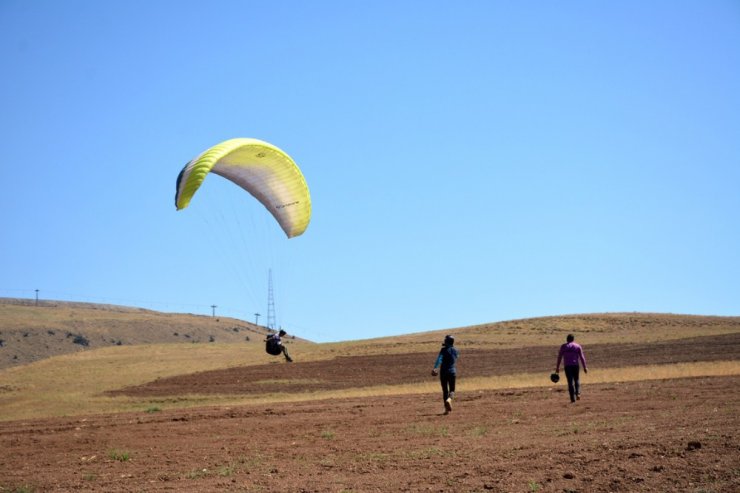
[444, 397, 453, 414]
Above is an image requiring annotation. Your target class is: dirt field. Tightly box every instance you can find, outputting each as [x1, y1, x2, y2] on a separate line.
[1, 377, 738, 492]
[1, 333, 738, 492]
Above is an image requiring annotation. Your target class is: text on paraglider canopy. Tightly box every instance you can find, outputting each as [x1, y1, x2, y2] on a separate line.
[276, 201, 300, 209]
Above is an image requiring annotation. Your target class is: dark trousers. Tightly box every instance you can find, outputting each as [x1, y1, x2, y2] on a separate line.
[440, 372, 456, 402]
[564, 365, 580, 402]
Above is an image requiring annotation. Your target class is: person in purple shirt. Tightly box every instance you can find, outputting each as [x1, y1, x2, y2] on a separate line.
[555, 334, 588, 403]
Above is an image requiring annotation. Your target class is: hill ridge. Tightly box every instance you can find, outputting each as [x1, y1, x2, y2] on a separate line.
[0, 297, 277, 369]
[2, 297, 739, 370]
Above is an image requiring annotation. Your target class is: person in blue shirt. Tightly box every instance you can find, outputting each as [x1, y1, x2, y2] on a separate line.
[431, 335, 459, 414]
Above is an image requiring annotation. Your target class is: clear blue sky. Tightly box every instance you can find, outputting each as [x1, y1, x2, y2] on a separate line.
[2, 1, 739, 342]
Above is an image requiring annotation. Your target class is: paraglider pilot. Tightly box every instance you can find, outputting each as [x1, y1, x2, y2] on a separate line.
[266, 329, 293, 362]
[555, 333, 588, 403]
[431, 335, 459, 414]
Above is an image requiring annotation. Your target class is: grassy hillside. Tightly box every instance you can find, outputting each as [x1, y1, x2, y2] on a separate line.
[0, 302, 738, 421]
[0, 298, 297, 369]
[320, 312, 740, 357]
[5, 297, 737, 370]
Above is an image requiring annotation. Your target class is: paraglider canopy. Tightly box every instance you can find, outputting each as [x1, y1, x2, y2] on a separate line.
[175, 138, 311, 238]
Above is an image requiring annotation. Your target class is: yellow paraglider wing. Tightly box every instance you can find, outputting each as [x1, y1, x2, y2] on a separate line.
[175, 138, 311, 238]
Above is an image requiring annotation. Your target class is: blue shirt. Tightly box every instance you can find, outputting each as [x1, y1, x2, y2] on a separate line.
[434, 346, 459, 375]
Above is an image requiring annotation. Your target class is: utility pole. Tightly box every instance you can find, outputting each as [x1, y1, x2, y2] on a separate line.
[211, 305, 217, 317]
[35, 289, 39, 306]
[267, 269, 276, 331]
[254, 313, 261, 326]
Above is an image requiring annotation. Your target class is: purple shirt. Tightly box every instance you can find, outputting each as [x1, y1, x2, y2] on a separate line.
[557, 342, 587, 370]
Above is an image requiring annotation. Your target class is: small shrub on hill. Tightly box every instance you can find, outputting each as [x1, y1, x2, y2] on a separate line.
[72, 335, 89, 347]
[65, 332, 90, 347]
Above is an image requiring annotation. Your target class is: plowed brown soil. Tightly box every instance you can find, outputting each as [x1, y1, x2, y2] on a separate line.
[110, 332, 740, 396]
[1, 334, 739, 492]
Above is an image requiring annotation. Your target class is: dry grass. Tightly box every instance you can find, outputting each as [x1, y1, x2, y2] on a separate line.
[0, 298, 294, 369]
[1, 305, 739, 422]
[151, 360, 737, 411]
[1, 342, 737, 421]
[323, 313, 740, 357]
[462, 360, 740, 391]
[253, 360, 740, 403]
[0, 342, 314, 420]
